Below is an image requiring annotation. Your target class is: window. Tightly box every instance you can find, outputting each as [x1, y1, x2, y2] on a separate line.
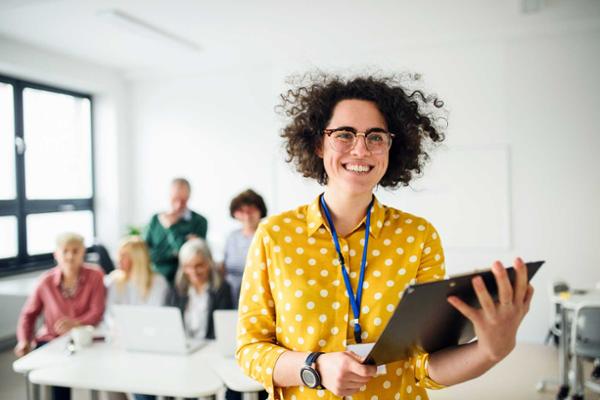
[0, 75, 95, 275]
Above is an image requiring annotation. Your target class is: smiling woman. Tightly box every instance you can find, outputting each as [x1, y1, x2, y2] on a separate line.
[235, 73, 535, 400]
[279, 73, 446, 188]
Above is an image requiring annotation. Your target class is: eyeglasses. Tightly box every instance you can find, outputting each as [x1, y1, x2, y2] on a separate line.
[323, 127, 395, 154]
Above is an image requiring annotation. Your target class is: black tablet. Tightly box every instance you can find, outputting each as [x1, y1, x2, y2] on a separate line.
[363, 260, 545, 366]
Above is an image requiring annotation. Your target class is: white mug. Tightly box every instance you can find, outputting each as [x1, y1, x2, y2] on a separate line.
[71, 325, 94, 349]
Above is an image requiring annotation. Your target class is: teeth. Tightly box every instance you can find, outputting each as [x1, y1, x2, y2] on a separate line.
[345, 164, 371, 172]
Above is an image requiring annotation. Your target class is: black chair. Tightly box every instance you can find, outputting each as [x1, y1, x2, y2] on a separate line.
[85, 243, 115, 274]
[545, 280, 570, 346]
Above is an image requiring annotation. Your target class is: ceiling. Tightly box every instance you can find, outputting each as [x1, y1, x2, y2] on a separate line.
[0, 0, 599, 79]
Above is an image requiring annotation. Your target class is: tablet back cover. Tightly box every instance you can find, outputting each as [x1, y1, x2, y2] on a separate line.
[364, 260, 544, 365]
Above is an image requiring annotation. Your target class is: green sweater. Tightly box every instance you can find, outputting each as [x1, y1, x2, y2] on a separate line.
[144, 211, 208, 284]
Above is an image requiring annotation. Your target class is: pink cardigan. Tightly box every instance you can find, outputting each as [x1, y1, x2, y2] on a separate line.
[17, 264, 106, 343]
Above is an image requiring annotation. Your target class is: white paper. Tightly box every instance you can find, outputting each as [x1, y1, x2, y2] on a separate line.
[346, 342, 387, 375]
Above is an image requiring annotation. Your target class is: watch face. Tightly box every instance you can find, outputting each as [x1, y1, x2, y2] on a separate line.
[301, 367, 318, 388]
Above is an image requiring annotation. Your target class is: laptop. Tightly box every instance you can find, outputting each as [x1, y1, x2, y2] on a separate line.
[213, 309, 238, 358]
[113, 305, 206, 355]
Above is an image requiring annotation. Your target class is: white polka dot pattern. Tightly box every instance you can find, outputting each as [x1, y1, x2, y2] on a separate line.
[236, 195, 446, 399]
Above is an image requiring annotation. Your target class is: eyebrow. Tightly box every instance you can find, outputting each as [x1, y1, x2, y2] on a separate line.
[328, 126, 388, 133]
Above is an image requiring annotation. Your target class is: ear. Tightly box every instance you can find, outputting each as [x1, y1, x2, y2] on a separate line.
[316, 140, 324, 158]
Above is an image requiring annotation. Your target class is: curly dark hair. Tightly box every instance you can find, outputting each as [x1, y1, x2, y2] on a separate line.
[229, 189, 268, 218]
[278, 72, 447, 188]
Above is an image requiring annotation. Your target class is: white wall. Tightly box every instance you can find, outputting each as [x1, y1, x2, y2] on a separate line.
[128, 27, 600, 342]
[0, 35, 130, 339]
[1, 5, 598, 345]
[129, 64, 283, 255]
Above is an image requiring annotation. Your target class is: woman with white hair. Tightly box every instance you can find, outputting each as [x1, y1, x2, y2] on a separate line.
[15, 232, 105, 400]
[168, 238, 233, 340]
[135, 243, 243, 400]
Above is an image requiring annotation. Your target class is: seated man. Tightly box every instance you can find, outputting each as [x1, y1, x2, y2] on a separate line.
[144, 178, 208, 284]
[15, 232, 106, 400]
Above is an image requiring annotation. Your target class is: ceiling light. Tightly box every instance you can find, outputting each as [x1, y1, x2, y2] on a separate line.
[97, 9, 202, 53]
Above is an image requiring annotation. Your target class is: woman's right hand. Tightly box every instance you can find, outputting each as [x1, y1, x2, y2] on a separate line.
[14, 341, 31, 357]
[315, 351, 377, 397]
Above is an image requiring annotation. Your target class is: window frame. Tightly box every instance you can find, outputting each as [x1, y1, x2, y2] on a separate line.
[0, 74, 96, 276]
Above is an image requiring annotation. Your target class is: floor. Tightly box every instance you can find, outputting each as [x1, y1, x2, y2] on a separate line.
[1, 343, 599, 400]
[428, 343, 600, 400]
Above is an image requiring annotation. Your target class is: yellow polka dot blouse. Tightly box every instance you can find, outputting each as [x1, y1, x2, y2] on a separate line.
[236, 195, 446, 400]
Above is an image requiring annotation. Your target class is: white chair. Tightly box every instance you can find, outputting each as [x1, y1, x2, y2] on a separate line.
[537, 280, 571, 394]
[569, 302, 600, 400]
[213, 309, 238, 357]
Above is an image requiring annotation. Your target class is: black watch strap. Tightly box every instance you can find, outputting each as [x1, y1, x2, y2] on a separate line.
[305, 351, 324, 366]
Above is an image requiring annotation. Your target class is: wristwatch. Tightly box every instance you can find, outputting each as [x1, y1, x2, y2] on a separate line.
[300, 352, 324, 389]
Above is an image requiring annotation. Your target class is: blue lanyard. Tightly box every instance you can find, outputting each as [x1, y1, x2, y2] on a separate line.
[320, 194, 373, 344]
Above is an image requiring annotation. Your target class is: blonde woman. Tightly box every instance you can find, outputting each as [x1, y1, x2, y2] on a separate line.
[104, 236, 169, 326]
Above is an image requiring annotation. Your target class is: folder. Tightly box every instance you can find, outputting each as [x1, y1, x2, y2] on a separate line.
[363, 260, 545, 365]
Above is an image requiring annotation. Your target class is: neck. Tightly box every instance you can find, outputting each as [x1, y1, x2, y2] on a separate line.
[192, 280, 207, 293]
[61, 267, 79, 284]
[241, 223, 257, 237]
[322, 188, 373, 237]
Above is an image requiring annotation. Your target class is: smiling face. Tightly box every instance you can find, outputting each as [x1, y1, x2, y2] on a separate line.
[170, 183, 190, 215]
[118, 248, 133, 274]
[318, 99, 389, 197]
[183, 254, 211, 286]
[54, 241, 85, 275]
[233, 204, 262, 229]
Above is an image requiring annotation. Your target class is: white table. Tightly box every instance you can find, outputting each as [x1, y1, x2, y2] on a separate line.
[14, 337, 266, 400]
[556, 290, 600, 399]
[205, 353, 264, 400]
[16, 338, 225, 400]
[12, 335, 75, 375]
[12, 335, 74, 400]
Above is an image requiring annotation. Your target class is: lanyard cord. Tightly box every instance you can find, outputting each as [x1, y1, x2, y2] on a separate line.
[320, 194, 373, 344]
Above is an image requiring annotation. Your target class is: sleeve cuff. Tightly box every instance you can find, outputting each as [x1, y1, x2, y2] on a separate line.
[414, 353, 446, 390]
[237, 342, 287, 399]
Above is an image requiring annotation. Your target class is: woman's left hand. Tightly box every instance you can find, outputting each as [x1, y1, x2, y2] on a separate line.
[447, 257, 534, 363]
